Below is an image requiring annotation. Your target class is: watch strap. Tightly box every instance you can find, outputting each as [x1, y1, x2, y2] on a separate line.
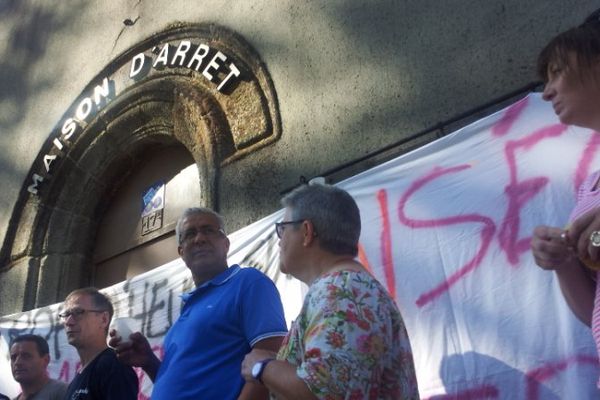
[256, 358, 275, 383]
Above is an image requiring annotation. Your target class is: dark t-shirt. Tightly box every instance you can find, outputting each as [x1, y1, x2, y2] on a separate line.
[64, 348, 138, 400]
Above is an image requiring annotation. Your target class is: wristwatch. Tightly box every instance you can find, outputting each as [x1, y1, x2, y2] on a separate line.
[251, 358, 275, 383]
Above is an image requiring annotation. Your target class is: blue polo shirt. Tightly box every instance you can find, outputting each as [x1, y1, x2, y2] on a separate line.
[151, 265, 288, 400]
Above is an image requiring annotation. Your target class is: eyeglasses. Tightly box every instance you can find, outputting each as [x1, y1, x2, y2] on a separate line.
[275, 220, 304, 238]
[180, 225, 225, 244]
[58, 308, 106, 321]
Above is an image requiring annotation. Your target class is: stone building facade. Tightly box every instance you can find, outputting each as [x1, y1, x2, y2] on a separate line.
[0, 1, 596, 315]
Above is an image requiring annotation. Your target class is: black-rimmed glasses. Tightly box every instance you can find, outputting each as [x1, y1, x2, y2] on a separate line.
[275, 220, 304, 238]
[58, 308, 106, 321]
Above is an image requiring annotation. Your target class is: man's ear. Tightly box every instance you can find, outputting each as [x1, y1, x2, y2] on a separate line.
[177, 245, 183, 257]
[42, 353, 50, 368]
[302, 220, 316, 246]
[102, 312, 111, 330]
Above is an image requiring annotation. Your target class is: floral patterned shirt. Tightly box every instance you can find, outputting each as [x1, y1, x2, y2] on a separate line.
[276, 269, 419, 399]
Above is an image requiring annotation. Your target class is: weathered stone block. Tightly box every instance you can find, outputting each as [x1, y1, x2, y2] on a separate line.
[37, 253, 90, 308]
[0, 257, 35, 315]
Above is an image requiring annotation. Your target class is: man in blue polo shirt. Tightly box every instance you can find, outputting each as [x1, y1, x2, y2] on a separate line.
[110, 207, 287, 400]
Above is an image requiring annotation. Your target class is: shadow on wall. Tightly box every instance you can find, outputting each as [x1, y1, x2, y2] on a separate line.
[0, 1, 89, 210]
[318, 1, 590, 152]
[429, 351, 559, 400]
[0, 1, 86, 130]
[222, 1, 599, 224]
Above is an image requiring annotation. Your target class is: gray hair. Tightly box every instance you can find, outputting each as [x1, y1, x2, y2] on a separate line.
[65, 287, 114, 324]
[281, 184, 360, 256]
[175, 207, 226, 244]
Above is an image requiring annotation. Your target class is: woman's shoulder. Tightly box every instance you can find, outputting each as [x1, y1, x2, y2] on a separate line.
[312, 268, 382, 294]
[580, 170, 600, 192]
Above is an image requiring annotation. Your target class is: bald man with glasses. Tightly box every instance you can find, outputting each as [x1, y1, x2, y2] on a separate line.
[60, 287, 138, 400]
[109, 207, 287, 400]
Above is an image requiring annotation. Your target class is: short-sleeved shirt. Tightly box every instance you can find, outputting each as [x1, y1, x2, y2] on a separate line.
[277, 269, 420, 399]
[12, 379, 67, 400]
[64, 348, 138, 400]
[151, 265, 288, 400]
[568, 171, 600, 388]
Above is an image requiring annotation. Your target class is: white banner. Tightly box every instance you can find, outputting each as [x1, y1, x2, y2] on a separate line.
[1, 93, 599, 399]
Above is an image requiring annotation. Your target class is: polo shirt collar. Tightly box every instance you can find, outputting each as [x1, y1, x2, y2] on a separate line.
[181, 264, 241, 302]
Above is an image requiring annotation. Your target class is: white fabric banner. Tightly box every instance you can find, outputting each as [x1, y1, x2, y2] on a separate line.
[1, 93, 599, 399]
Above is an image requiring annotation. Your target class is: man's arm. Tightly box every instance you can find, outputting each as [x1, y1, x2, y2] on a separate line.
[261, 360, 318, 400]
[237, 336, 284, 400]
[241, 347, 317, 400]
[109, 331, 161, 382]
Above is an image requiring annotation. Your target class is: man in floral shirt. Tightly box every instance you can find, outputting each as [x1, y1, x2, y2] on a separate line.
[242, 184, 420, 399]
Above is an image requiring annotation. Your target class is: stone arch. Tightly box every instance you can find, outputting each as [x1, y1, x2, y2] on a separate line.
[0, 23, 280, 311]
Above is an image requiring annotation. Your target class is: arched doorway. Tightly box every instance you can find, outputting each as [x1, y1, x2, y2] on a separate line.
[0, 23, 281, 313]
